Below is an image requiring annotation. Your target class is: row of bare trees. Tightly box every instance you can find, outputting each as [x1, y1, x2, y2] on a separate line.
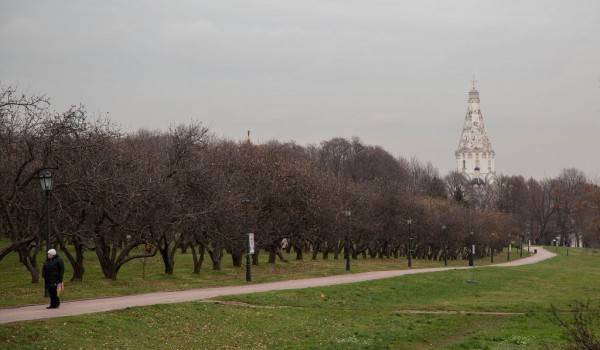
[2, 84, 599, 283]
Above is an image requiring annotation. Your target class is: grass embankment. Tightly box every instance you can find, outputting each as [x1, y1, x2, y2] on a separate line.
[2, 246, 599, 349]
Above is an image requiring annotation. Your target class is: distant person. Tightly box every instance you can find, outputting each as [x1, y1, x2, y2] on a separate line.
[42, 248, 64, 309]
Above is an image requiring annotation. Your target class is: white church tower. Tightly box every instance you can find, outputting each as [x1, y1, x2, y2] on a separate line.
[455, 79, 496, 185]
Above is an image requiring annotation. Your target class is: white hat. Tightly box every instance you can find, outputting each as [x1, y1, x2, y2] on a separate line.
[47, 249, 57, 256]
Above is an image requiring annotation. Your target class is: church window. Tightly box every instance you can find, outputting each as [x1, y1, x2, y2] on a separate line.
[468, 153, 473, 159]
[462, 160, 466, 170]
[482, 153, 487, 159]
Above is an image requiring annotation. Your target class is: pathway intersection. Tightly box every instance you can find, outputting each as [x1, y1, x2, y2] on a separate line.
[0, 246, 555, 324]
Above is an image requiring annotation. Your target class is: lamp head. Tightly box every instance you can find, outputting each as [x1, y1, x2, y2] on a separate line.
[241, 197, 251, 210]
[344, 207, 351, 218]
[39, 170, 53, 191]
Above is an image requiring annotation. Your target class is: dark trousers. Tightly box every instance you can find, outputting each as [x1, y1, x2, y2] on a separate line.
[48, 284, 60, 308]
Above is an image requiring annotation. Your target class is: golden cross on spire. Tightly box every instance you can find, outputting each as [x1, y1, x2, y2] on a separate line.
[471, 75, 478, 89]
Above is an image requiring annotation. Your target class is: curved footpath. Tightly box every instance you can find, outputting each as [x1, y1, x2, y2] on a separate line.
[0, 246, 555, 324]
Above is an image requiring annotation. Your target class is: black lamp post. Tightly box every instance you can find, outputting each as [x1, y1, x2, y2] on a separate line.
[344, 207, 351, 271]
[469, 231, 474, 267]
[490, 234, 494, 263]
[407, 218, 413, 268]
[467, 231, 478, 283]
[242, 197, 252, 282]
[39, 170, 53, 252]
[507, 234, 511, 261]
[520, 234, 524, 257]
[442, 225, 447, 266]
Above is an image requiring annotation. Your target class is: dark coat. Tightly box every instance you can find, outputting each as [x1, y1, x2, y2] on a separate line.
[42, 255, 65, 286]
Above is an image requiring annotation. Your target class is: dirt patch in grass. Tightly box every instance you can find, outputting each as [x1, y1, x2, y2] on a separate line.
[394, 310, 524, 315]
[202, 299, 290, 309]
[203, 299, 524, 317]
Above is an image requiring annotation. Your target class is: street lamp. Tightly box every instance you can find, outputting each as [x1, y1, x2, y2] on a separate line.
[467, 231, 477, 283]
[520, 233, 524, 257]
[469, 231, 474, 267]
[490, 233, 495, 263]
[442, 225, 447, 266]
[39, 170, 53, 252]
[407, 218, 413, 268]
[507, 234, 512, 261]
[344, 207, 351, 271]
[242, 197, 252, 282]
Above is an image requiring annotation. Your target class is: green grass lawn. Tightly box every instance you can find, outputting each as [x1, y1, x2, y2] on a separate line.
[1, 246, 599, 349]
[0, 244, 524, 308]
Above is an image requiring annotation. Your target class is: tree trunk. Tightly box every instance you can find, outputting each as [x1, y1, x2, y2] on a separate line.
[18, 244, 40, 284]
[159, 248, 175, 275]
[104, 265, 121, 280]
[190, 243, 205, 274]
[94, 230, 155, 280]
[310, 241, 319, 260]
[231, 253, 242, 267]
[268, 249, 276, 264]
[157, 232, 182, 275]
[295, 246, 303, 260]
[208, 248, 223, 270]
[58, 234, 86, 282]
[267, 243, 288, 264]
[277, 251, 289, 263]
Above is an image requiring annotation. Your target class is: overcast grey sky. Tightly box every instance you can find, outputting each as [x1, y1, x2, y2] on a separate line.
[2, 1, 599, 179]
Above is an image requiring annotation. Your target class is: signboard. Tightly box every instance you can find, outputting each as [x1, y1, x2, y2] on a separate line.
[472, 244, 475, 255]
[248, 233, 255, 254]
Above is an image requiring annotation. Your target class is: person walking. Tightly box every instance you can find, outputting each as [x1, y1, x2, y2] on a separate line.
[42, 249, 64, 309]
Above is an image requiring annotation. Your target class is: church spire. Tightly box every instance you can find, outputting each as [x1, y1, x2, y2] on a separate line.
[455, 80, 496, 184]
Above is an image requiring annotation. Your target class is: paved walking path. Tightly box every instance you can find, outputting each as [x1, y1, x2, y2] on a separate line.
[0, 246, 555, 324]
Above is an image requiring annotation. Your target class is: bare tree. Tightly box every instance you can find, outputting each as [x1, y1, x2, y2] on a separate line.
[49, 108, 120, 281]
[0, 84, 53, 282]
[553, 168, 588, 247]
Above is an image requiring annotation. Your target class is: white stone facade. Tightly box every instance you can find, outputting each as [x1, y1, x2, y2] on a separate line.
[455, 84, 496, 184]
